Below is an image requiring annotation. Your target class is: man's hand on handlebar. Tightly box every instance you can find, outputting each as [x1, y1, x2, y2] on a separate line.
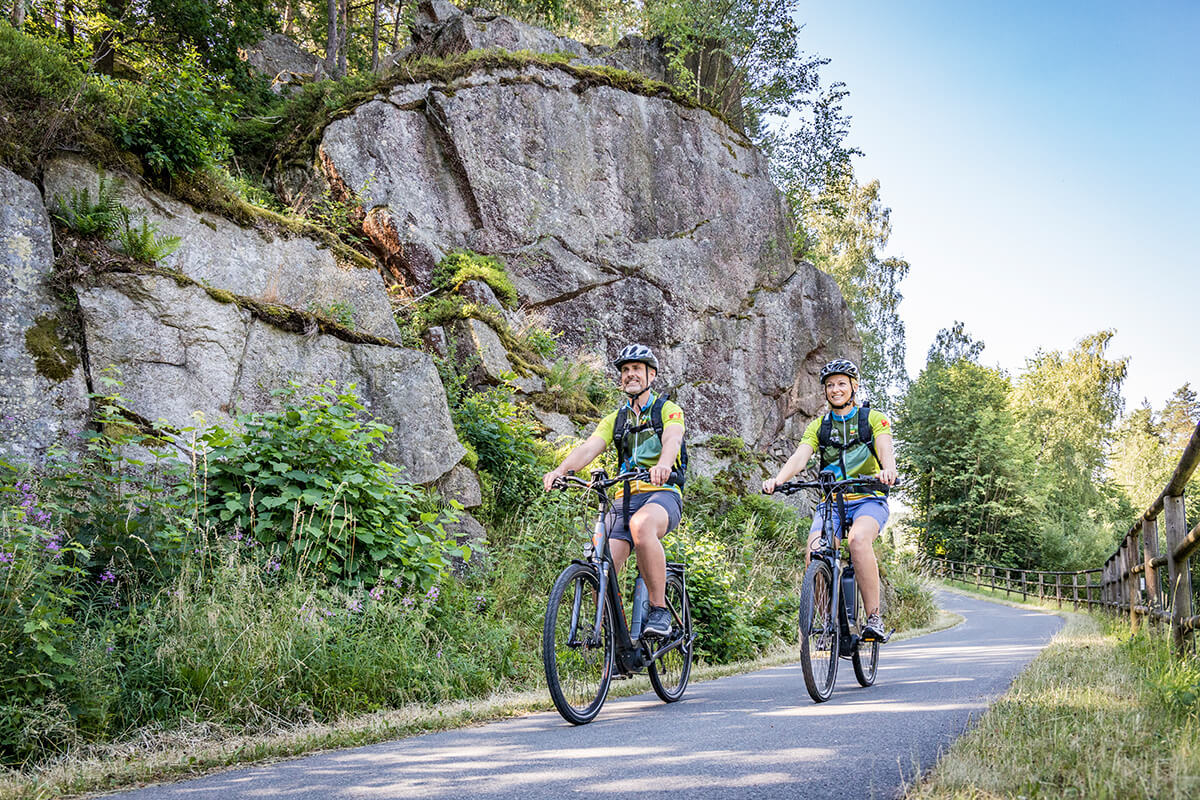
[877, 467, 898, 486]
[648, 464, 672, 486]
[543, 468, 566, 492]
[761, 477, 779, 495]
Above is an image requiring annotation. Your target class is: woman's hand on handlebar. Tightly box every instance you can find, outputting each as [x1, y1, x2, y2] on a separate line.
[877, 467, 898, 486]
[761, 477, 778, 495]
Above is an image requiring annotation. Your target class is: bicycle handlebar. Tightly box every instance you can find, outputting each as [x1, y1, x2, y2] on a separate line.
[767, 475, 895, 496]
[552, 468, 682, 493]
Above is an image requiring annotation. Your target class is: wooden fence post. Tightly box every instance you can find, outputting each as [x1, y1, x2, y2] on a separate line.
[1055, 572, 1062, 609]
[1021, 570, 1027, 601]
[1164, 494, 1193, 654]
[1141, 517, 1160, 621]
[1038, 572, 1044, 602]
[1072, 572, 1078, 610]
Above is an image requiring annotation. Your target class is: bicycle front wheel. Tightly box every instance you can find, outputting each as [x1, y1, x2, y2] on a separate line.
[852, 582, 879, 687]
[799, 559, 839, 702]
[543, 562, 614, 724]
[648, 571, 693, 702]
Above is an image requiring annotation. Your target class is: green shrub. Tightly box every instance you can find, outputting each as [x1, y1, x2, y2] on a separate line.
[533, 355, 619, 418]
[98, 55, 235, 176]
[0, 21, 95, 173]
[453, 388, 552, 519]
[201, 381, 463, 589]
[113, 206, 182, 263]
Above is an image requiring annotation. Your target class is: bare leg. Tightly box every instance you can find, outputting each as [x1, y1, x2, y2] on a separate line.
[628, 502, 670, 606]
[846, 516, 883, 615]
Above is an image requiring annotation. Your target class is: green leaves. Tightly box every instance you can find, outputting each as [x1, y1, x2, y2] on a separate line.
[201, 381, 460, 589]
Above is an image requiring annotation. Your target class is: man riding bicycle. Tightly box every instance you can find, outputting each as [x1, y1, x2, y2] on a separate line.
[542, 344, 686, 639]
[762, 359, 898, 641]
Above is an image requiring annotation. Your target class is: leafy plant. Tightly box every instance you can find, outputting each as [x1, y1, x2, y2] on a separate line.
[201, 381, 463, 589]
[113, 206, 182, 263]
[51, 171, 122, 238]
[308, 300, 357, 328]
[534, 356, 616, 417]
[453, 388, 551, 519]
[100, 53, 235, 176]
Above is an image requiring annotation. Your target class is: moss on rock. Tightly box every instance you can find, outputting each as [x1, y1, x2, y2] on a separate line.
[24, 314, 80, 382]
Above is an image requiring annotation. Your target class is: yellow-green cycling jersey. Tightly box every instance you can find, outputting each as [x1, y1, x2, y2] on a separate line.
[592, 392, 685, 497]
[801, 406, 892, 501]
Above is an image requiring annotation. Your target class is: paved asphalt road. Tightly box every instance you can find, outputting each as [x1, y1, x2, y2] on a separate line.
[100, 589, 1062, 800]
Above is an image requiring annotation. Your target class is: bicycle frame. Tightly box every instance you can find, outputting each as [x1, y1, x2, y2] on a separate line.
[793, 472, 889, 653]
[563, 470, 690, 674]
[808, 504, 860, 657]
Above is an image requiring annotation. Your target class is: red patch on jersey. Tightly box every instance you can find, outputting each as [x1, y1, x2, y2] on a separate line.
[668, 412, 682, 420]
[880, 419, 890, 427]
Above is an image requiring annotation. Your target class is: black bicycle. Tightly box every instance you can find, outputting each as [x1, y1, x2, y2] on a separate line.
[770, 473, 894, 702]
[542, 469, 694, 724]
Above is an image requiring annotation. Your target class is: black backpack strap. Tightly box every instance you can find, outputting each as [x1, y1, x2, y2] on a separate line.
[647, 393, 687, 487]
[856, 404, 878, 463]
[817, 412, 834, 469]
[612, 404, 630, 469]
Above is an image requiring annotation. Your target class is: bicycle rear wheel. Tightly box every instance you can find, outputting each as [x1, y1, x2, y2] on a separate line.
[648, 571, 693, 702]
[543, 562, 614, 724]
[799, 559, 839, 702]
[852, 582, 879, 687]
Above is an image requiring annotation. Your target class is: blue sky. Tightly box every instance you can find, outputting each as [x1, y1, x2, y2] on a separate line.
[794, 0, 1199, 413]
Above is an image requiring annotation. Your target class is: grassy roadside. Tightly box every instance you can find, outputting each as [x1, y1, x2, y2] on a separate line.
[907, 580, 1200, 799]
[0, 609, 961, 800]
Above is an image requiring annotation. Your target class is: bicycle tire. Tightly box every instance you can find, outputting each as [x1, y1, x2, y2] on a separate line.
[799, 558, 839, 702]
[543, 562, 614, 724]
[851, 582, 879, 686]
[648, 571, 693, 702]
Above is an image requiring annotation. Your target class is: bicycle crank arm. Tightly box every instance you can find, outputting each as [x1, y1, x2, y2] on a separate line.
[645, 633, 693, 661]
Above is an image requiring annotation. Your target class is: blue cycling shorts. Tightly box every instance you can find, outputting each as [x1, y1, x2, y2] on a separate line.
[809, 496, 889, 540]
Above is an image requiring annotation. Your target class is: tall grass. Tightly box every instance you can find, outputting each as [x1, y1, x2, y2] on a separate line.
[908, 589, 1200, 799]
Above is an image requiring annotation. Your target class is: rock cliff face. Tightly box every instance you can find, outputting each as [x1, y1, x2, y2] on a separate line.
[0, 167, 90, 465]
[316, 5, 859, 462]
[0, 3, 859, 490]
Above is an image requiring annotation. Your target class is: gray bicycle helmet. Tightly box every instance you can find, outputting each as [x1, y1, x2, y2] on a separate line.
[613, 343, 659, 372]
[819, 358, 859, 384]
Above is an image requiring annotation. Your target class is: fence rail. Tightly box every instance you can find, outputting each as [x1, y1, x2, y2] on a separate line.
[924, 420, 1200, 656]
[1104, 420, 1200, 653]
[923, 557, 1104, 610]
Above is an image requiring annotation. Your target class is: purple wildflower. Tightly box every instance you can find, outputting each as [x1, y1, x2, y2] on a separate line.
[402, 596, 415, 608]
[99, 569, 117, 584]
[267, 559, 282, 573]
[370, 585, 384, 602]
[347, 597, 363, 613]
[474, 595, 487, 612]
[425, 585, 440, 603]
[0, 551, 14, 566]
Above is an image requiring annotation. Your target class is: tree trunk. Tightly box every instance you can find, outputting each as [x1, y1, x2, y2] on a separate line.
[325, 0, 340, 78]
[282, 0, 295, 36]
[337, 0, 349, 77]
[370, 0, 381, 71]
[10, 0, 26, 27]
[391, 1, 403, 51]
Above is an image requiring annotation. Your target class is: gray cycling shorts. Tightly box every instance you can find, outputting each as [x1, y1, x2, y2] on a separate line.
[604, 490, 683, 544]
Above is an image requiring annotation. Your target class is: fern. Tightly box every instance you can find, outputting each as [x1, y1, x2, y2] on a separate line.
[51, 169, 122, 238]
[114, 206, 181, 264]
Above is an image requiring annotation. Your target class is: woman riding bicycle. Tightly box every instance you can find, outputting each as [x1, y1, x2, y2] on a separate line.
[762, 359, 898, 641]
